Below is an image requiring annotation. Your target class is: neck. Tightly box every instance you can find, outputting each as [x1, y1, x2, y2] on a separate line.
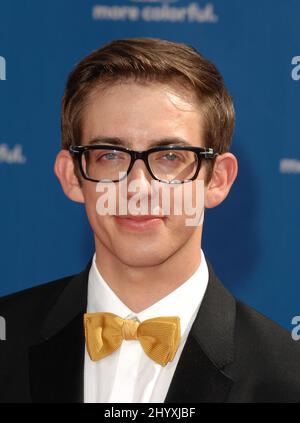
[94, 232, 202, 313]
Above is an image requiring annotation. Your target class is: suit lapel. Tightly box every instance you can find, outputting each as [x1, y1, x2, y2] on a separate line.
[28, 262, 91, 403]
[165, 261, 236, 403]
[164, 335, 233, 402]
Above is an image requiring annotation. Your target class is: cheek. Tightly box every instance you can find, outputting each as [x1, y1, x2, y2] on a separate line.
[166, 182, 204, 217]
[82, 184, 104, 224]
[163, 216, 200, 251]
[83, 182, 116, 212]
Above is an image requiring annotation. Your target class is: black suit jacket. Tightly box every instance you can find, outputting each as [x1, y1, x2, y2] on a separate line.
[0, 259, 300, 403]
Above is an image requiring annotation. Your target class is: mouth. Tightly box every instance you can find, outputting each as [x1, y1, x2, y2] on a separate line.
[114, 214, 166, 230]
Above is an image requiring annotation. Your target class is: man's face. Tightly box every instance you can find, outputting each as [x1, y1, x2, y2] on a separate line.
[79, 82, 208, 267]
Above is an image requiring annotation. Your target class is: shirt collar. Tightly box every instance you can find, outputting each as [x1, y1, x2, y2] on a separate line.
[87, 249, 209, 340]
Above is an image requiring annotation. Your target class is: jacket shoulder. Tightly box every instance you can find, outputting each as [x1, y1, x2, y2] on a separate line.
[230, 299, 300, 401]
[0, 275, 73, 309]
[0, 275, 75, 344]
[235, 299, 298, 353]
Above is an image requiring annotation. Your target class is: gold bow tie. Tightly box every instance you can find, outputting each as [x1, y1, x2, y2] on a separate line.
[84, 312, 181, 367]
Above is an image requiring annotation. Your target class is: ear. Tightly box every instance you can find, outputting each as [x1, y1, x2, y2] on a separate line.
[54, 150, 85, 203]
[204, 152, 238, 209]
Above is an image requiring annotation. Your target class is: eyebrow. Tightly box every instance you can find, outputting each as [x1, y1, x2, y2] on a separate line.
[87, 136, 192, 148]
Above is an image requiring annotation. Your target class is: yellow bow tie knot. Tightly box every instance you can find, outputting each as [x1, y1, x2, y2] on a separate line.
[84, 312, 181, 367]
[121, 319, 139, 340]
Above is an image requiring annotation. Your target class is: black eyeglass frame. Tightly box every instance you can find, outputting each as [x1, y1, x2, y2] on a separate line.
[69, 144, 219, 184]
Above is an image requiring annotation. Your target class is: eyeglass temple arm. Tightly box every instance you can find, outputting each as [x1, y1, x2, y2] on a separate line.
[69, 146, 80, 154]
[202, 148, 219, 159]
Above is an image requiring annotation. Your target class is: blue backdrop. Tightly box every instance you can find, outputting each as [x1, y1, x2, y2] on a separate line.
[0, 0, 299, 331]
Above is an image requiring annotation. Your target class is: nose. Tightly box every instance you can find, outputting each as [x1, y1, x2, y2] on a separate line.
[125, 158, 152, 204]
[127, 158, 152, 185]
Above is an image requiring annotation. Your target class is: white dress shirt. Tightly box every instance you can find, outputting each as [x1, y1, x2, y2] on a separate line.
[84, 249, 209, 403]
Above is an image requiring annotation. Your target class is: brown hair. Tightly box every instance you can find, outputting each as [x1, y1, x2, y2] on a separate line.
[61, 38, 235, 180]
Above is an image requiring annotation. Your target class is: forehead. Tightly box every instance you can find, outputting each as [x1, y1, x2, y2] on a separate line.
[81, 82, 204, 148]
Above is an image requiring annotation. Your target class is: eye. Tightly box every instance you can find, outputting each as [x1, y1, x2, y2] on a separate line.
[100, 152, 118, 160]
[157, 152, 185, 163]
[95, 151, 125, 161]
[164, 153, 179, 161]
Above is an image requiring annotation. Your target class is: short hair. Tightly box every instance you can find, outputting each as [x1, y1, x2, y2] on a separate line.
[61, 38, 235, 181]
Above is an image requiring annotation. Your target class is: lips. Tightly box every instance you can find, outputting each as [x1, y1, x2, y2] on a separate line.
[116, 215, 165, 221]
[114, 214, 165, 230]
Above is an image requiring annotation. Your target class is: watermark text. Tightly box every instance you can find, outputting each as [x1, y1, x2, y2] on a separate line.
[0, 56, 6, 80]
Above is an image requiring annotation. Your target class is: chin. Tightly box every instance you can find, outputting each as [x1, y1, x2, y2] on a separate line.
[115, 248, 171, 268]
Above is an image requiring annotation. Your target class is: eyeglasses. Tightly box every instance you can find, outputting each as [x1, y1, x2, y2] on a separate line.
[69, 144, 218, 184]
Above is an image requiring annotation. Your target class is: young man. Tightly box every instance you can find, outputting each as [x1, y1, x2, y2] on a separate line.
[0, 38, 300, 403]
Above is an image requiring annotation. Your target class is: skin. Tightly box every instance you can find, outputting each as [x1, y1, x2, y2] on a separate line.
[55, 82, 238, 312]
